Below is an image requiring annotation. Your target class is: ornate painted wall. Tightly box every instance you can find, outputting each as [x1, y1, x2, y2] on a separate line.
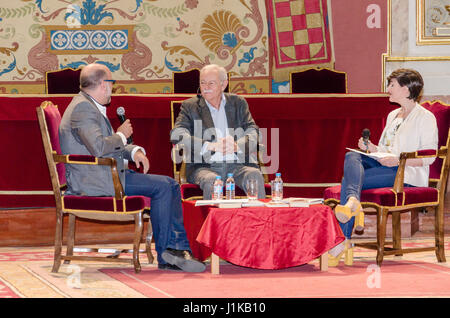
[385, 0, 450, 102]
[0, 0, 272, 94]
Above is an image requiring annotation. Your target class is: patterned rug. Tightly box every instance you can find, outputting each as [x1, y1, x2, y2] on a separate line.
[1, 238, 449, 298]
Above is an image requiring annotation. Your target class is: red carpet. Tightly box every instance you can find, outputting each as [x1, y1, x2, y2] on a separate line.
[0, 278, 20, 298]
[1, 239, 449, 298]
[100, 259, 450, 298]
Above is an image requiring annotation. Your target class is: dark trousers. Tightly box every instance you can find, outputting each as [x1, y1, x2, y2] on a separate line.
[189, 163, 266, 200]
[125, 170, 191, 264]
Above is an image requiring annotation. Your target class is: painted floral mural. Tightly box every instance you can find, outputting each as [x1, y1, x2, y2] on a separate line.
[0, 0, 270, 93]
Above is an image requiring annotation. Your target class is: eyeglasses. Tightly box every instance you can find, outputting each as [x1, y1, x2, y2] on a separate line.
[104, 79, 116, 84]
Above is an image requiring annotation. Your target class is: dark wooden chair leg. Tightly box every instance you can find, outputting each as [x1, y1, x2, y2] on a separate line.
[435, 205, 446, 262]
[376, 208, 389, 266]
[145, 217, 154, 264]
[64, 214, 76, 265]
[52, 211, 63, 273]
[392, 211, 403, 256]
[133, 213, 144, 273]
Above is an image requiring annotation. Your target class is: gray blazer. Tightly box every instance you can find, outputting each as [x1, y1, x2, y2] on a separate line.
[59, 92, 137, 196]
[170, 93, 260, 180]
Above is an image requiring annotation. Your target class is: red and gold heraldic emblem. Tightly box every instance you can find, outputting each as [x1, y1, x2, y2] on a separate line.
[267, 0, 332, 68]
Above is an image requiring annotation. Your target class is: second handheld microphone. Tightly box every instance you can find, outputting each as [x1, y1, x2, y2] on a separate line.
[362, 128, 370, 152]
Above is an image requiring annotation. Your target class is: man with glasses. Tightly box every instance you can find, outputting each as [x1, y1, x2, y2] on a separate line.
[59, 63, 206, 272]
[170, 64, 265, 199]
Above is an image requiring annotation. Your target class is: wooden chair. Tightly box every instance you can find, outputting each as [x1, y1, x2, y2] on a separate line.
[172, 68, 230, 94]
[45, 68, 82, 94]
[170, 101, 269, 200]
[324, 101, 449, 266]
[290, 67, 347, 93]
[37, 101, 153, 273]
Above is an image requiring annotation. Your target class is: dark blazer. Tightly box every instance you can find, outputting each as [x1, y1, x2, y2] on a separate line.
[170, 93, 260, 180]
[59, 92, 138, 196]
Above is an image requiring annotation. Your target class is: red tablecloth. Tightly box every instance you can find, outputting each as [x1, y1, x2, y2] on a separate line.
[182, 200, 345, 269]
[182, 201, 213, 260]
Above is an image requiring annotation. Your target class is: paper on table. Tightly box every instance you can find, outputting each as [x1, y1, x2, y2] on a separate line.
[195, 199, 249, 206]
[263, 198, 324, 208]
[264, 201, 290, 207]
[281, 197, 324, 207]
[346, 148, 397, 159]
[242, 200, 265, 207]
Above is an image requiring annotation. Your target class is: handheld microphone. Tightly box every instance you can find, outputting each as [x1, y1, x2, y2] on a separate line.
[362, 128, 370, 152]
[116, 106, 133, 144]
[196, 87, 201, 98]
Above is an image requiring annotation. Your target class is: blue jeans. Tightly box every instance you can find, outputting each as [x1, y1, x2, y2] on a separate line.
[125, 170, 191, 264]
[339, 152, 398, 238]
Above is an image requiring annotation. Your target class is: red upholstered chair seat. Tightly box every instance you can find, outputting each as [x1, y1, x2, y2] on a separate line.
[180, 184, 203, 200]
[324, 185, 438, 208]
[63, 195, 150, 213]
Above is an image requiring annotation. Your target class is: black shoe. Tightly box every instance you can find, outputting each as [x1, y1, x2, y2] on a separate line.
[158, 263, 182, 271]
[161, 248, 206, 273]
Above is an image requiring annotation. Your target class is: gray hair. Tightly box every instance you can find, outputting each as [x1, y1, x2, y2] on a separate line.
[200, 64, 227, 82]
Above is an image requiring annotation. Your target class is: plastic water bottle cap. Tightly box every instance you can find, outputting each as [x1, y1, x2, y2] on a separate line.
[276, 172, 281, 177]
[227, 173, 233, 177]
[215, 176, 221, 179]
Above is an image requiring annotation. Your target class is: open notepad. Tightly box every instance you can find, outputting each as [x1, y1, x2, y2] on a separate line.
[346, 147, 397, 159]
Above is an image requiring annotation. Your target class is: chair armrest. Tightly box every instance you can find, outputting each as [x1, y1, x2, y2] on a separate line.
[392, 147, 446, 192]
[403, 149, 446, 159]
[53, 153, 125, 200]
[256, 143, 270, 183]
[172, 144, 187, 184]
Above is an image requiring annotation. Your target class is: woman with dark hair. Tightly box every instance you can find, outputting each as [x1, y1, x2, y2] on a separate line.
[329, 68, 438, 266]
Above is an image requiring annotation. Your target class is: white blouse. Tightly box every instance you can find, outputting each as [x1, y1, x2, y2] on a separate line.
[377, 103, 438, 187]
[379, 117, 404, 153]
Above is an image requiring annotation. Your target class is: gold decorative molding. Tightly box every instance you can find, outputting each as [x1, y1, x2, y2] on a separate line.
[416, 0, 450, 45]
[385, 55, 450, 61]
[382, 0, 450, 92]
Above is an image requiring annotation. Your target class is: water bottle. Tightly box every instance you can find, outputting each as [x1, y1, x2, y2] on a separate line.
[212, 176, 223, 201]
[272, 172, 283, 201]
[225, 173, 235, 200]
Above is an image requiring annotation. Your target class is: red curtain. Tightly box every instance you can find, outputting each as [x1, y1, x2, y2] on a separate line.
[0, 94, 395, 208]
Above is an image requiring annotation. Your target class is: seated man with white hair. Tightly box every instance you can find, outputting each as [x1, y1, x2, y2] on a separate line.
[170, 64, 266, 199]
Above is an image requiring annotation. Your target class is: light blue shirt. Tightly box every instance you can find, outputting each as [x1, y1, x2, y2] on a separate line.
[202, 94, 238, 162]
